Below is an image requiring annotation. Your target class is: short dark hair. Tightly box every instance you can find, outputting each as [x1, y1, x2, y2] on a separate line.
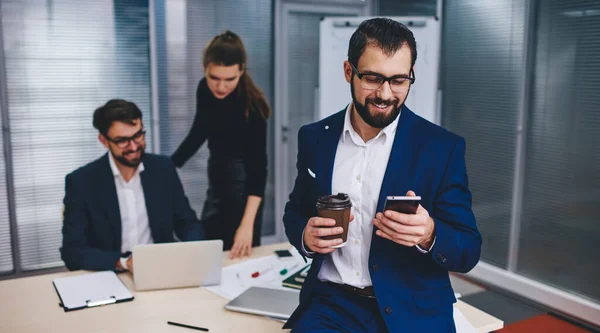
[93, 99, 142, 135]
[348, 18, 417, 69]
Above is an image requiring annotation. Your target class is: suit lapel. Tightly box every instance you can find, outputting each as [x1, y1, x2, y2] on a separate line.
[315, 110, 345, 197]
[369, 107, 418, 258]
[375, 107, 418, 213]
[98, 154, 122, 248]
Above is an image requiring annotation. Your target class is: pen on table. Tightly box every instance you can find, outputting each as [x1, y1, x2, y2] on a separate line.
[251, 267, 272, 278]
[167, 321, 209, 332]
[279, 262, 300, 275]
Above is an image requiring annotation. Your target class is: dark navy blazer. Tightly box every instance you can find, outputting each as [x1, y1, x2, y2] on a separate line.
[283, 106, 482, 332]
[60, 153, 204, 271]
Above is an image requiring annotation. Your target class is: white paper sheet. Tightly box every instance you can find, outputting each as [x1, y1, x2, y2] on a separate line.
[454, 307, 479, 333]
[205, 247, 307, 300]
[53, 271, 133, 310]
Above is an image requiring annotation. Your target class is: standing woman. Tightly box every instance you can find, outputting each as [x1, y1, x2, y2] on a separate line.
[171, 31, 271, 259]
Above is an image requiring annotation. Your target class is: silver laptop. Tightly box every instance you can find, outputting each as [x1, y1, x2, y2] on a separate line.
[132, 240, 223, 291]
[224, 287, 300, 320]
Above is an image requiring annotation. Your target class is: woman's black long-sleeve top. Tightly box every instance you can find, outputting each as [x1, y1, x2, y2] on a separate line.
[171, 78, 267, 198]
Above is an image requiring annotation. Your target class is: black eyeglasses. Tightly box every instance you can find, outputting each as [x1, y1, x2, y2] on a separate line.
[350, 62, 415, 93]
[104, 129, 146, 148]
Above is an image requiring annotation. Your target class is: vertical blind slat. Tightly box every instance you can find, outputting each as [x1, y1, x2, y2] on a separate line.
[0, 88, 13, 274]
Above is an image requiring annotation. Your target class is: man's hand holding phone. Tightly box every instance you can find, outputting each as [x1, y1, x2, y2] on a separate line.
[373, 190, 435, 249]
[303, 214, 354, 254]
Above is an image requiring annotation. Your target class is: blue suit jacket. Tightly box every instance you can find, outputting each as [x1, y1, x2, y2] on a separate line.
[60, 153, 205, 271]
[283, 106, 482, 332]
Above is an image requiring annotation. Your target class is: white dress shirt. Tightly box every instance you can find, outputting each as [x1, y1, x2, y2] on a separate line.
[108, 153, 153, 253]
[307, 104, 434, 288]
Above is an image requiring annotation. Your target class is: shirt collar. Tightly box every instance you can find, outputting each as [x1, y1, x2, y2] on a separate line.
[108, 152, 144, 178]
[341, 102, 400, 144]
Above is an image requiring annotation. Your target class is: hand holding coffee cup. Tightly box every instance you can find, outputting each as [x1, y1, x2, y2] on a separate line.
[303, 193, 354, 254]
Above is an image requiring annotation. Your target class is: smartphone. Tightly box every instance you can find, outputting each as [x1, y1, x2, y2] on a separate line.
[383, 196, 421, 214]
[275, 250, 294, 260]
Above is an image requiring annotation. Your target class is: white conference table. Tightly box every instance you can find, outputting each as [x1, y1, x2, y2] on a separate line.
[0, 242, 503, 333]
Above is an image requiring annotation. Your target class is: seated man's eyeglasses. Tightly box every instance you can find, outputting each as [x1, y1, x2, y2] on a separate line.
[350, 62, 415, 93]
[104, 129, 146, 148]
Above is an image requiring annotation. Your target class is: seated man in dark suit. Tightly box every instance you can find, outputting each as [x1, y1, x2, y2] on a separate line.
[60, 99, 205, 272]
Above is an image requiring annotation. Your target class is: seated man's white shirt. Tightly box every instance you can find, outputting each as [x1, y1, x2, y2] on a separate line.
[108, 153, 153, 253]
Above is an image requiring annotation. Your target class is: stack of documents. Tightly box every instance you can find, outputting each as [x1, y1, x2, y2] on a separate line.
[205, 247, 308, 300]
[281, 265, 310, 290]
[454, 307, 479, 333]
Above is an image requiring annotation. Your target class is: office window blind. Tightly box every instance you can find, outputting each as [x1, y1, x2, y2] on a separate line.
[0, 107, 13, 273]
[441, 0, 526, 268]
[378, 0, 437, 16]
[518, 0, 600, 303]
[285, 12, 322, 209]
[160, 0, 275, 235]
[1, 0, 152, 270]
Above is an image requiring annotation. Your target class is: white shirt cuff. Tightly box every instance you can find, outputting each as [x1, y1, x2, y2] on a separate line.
[415, 236, 436, 253]
[120, 256, 130, 271]
[301, 228, 316, 257]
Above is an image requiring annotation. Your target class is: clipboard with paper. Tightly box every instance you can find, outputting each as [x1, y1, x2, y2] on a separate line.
[53, 271, 134, 312]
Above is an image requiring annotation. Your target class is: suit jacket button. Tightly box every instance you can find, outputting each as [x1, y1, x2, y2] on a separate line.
[371, 264, 378, 272]
[385, 306, 392, 315]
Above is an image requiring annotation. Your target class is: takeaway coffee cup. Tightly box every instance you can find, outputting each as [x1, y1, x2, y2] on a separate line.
[316, 193, 352, 248]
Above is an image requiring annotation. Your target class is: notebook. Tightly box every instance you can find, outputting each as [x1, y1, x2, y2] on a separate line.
[53, 271, 133, 312]
[282, 264, 310, 290]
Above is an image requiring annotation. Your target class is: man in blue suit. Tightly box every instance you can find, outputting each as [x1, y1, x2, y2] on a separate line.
[283, 18, 482, 332]
[60, 99, 204, 272]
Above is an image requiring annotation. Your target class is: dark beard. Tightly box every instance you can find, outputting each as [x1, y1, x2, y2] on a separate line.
[350, 80, 404, 129]
[113, 147, 144, 168]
